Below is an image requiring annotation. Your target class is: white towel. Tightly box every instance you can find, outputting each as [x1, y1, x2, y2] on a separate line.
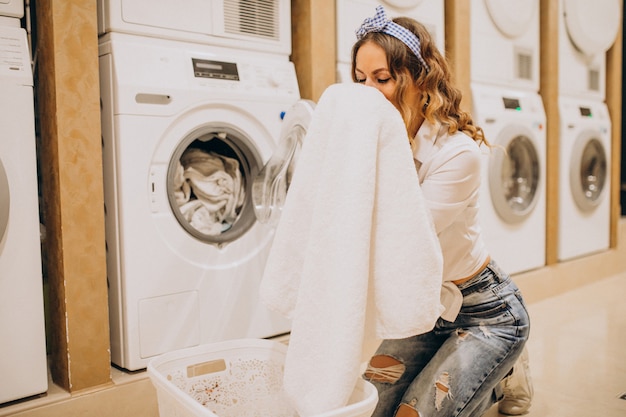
[260, 83, 444, 416]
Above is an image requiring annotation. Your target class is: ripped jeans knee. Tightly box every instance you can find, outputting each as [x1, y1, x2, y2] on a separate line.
[365, 355, 454, 416]
[364, 354, 406, 383]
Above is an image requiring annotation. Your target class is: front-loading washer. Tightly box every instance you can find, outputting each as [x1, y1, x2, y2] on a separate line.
[335, 0, 445, 83]
[470, 0, 540, 92]
[558, 0, 621, 100]
[0, 18, 48, 404]
[99, 32, 302, 371]
[97, 0, 291, 56]
[472, 83, 546, 275]
[558, 96, 611, 261]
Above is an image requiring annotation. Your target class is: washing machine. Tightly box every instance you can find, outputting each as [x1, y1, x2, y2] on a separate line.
[97, 0, 291, 56]
[470, 0, 540, 92]
[472, 83, 546, 275]
[335, 0, 445, 83]
[558, 0, 621, 100]
[558, 96, 611, 260]
[0, 14, 48, 404]
[99, 32, 302, 371]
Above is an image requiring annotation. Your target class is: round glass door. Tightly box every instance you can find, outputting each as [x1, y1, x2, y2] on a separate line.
[253, 99, 316, 226]
[489, 128, 541, 224]
[0, 159, 9, 243]
[570, 132, 607, 212]
[166, 125, 262, 247]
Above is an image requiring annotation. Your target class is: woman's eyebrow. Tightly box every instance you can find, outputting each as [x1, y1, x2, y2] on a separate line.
[355, 67, 389, 75]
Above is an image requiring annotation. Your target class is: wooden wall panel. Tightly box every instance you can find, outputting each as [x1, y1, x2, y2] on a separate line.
[607, 19, 623, 249]
[291, 0, 337, 102]
[444, 0, 471, 113]
[539, 0, 560, 265]
[34, 0, 111, 392]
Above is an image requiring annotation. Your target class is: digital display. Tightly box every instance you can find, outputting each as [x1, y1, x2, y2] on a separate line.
[503, 97, 521, 110]
[192, 58, 239, 81]
[579, 107, 592, 117]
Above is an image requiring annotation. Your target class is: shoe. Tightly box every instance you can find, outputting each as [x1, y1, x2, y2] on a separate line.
[498, 347, 534, 415]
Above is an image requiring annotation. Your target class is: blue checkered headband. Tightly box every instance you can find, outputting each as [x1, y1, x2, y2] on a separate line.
[355, 5, 430, 73]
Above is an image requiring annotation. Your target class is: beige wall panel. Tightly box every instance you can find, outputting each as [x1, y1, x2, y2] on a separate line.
[444, 0, 471, 113]
[34, 0, 111, 392]
[292, 0, 337, 102]
[607, 19, 623, 248]
[539, 0, 560, 265]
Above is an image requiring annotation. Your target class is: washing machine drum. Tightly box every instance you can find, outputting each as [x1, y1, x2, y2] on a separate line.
[165, 126, 264, 247]
[489, 127, 541, 224]
[570, 131, 608, 212]
[252, 99, 316, 226]
[0, 160, 9, 243]
[563, 0, 621, 56]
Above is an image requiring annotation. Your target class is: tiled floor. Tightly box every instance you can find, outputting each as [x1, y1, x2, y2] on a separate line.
[485, 272, 626, 417]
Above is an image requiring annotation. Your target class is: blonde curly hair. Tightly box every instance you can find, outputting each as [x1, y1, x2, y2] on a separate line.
[351, 16, 488, 148]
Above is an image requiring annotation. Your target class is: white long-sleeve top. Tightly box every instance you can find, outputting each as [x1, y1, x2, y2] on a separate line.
[413, 119, 490, 322]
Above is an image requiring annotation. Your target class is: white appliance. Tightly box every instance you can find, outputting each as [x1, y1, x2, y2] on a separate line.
[472, 83, 546, 275]
[558, 96, 611, 260]
[97, 0, 291, 56]
[99, 32, 302, 371]
[0, 15, 48, 404]
[335, 0, 445, 83]
[558, 0, 621, 100]
[470, 0, 540, 92]
[0, 0, 22, 18]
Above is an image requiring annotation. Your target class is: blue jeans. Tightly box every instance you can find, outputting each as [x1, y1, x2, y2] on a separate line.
[364, 260, 530, 417]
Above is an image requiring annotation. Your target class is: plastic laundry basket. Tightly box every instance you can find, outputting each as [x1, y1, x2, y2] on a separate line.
[147, 338, 378, 417]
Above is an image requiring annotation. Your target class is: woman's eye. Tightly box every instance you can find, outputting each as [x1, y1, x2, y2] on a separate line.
[355, 78, 366, 83]
[378, 78, 391, 84]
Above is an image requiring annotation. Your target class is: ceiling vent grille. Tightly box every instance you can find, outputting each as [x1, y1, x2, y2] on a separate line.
[224, 0, 280, 40]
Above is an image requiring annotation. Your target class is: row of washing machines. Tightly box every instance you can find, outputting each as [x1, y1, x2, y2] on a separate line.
[97, 0, 621, 372]
[0, 1, 620, 402]
[469, 0, 620, 272]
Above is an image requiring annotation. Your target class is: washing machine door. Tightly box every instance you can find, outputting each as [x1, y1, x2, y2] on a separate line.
[0, 159, 9, 243]
[165, 125, 265, 247]
[252, 99, 316, 226]
[484, 0, 536, 38]
[563, 0, 621, 56]
[489, 125, 541, 223]
[570, 129, 608, 212]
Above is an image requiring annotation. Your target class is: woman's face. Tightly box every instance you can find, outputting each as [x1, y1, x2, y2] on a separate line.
[354, 40, 420, 110]
[354, 41, 397, 104]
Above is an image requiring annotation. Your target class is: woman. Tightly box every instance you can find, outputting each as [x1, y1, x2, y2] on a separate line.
[352, 7, 531, 417]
